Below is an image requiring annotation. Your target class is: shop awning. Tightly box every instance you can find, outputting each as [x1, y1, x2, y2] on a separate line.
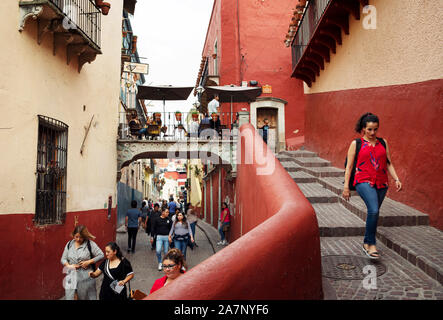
[136, 85, 194, 101]
[204, 86, 262, 103]
[124, 0, 137, 15]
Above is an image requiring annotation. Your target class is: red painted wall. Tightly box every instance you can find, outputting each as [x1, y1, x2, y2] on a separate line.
[201, 0, 306, 149]
[0, 208, 116, 299]
[304, 79, 443, 230]
[147, 124, 322, 300]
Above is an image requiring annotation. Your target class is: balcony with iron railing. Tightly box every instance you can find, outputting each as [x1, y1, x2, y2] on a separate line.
[19, 0, 104, 72]
[291, 0, 369, 87]
[118, 111, 239, 141]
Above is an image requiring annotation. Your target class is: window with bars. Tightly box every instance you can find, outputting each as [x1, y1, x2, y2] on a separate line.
[35, 115, 68, 225]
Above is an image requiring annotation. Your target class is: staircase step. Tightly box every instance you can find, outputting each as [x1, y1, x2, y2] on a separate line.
[377, 226, 443, 285]
[340, 196, 430, 227]
[279, 161, 302, 172]
[301, 166, 345, 178]
[297, 183, 338, 203]
[313, 203, 366, 237]
[281, 150, 317, 158]
[318, 177, 358, 196]
[293, 157, 331, 168]
[289, 171, 317, 183]
[275, 153, 294, 161]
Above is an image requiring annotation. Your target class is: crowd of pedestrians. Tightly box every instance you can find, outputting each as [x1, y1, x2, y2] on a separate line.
[60, 195, 219, 300]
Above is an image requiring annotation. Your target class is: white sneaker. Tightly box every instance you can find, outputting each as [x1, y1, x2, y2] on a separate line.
[216, 241, 223, 246]
[158, 263, 162, 271]
[222, 240, 228, 245]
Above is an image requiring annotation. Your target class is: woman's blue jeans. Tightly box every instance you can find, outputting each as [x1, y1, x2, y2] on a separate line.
[155, 235, 169, 263]
[355, 183, 388, 245]
[219, 222, 230, 241]
[190, 222, 196, 239]
[174, 239, 188, 259]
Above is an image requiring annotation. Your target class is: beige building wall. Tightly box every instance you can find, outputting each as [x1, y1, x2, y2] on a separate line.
[304, 0, 443, 94]
[0, 0, 124, 215]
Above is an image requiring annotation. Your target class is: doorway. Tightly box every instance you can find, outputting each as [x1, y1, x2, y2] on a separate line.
[256, 108, 278, 153]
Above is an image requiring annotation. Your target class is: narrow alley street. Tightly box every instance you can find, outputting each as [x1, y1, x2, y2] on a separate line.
[2, 0, 442, 306]
[93, 219, 220, 297]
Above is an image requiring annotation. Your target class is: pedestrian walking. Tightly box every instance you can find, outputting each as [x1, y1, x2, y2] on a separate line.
[149, 248, 186, 294]
[89, 242, 134, 300]
[168, 196, 178, 215]
[125, 200, 142, 253]
[217, 202, 231, 246]
[141, 200, 149, 230]
[151, 208, 173, 271]
[60, 225, 104, 300]
[187, 208, 198, 249]
[149, 203, 162, 250]
[161, 199, 168, 212]
[169, 212, 194, 260]
[342, 113, 402, 260]
[260, 118, 270, 144]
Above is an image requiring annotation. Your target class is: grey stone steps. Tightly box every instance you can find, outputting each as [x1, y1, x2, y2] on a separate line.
[279, 161, 302, 172]
[313, 203, 366, 237]
[377, 226, 443, 285]
[339, 196, 430, 227]
[293, 157, 331, 167]
[277, 154, 296, 162]
[278, 149, 437, 283]
[318, 176, 358, 196]
[297, 183, 338, 203]
[301, 166, 345, 178]
[289, 171, 317, 183]
[281, 150, 317, 158]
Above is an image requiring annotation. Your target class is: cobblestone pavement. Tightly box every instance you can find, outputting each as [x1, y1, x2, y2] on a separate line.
[321, 237, 443, 300]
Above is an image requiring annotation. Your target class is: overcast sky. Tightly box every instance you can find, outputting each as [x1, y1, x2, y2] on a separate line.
[131, 0, 214, 112]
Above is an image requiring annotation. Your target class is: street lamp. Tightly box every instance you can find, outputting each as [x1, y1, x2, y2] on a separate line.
[192, 100, 200, 109]
[196, 85, 205, 95]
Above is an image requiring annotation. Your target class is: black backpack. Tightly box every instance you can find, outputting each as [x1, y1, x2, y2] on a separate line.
[67, 239, 97, 271]
[344, 137, 388, 191]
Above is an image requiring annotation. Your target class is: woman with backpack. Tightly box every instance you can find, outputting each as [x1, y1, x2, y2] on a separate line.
[342, 113, 402, 260]
[89, 242, 134, 300]
[60, 225, 104, 300]
[168, 212, 194, 261]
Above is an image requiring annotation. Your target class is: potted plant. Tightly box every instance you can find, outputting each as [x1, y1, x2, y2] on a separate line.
[98, 2, 111, 15]
[191, 111, 199, 121]
[175, 111, 182, 122]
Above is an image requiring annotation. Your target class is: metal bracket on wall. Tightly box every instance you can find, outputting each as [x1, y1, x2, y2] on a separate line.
[80, 115, 94, 155]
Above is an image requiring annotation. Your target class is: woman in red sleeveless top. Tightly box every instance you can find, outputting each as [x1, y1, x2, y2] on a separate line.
[342, 113, 402, 259]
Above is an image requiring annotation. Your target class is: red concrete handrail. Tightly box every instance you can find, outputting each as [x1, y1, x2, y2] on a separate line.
[146, 123, 323, 299]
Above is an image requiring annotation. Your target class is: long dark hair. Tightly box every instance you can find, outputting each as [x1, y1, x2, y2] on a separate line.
[355, 113, 379, 133]
[106, 242, 123, 260]
[174, 212, 188, 228]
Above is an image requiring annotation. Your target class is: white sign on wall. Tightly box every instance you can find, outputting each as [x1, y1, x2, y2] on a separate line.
[123, 62, 149, 74]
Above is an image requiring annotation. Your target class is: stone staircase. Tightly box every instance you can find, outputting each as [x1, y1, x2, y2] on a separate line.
[276, 150, 443, 286]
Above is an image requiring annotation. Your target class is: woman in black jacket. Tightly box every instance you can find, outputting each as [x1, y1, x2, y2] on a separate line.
[150, 208, 172, 271]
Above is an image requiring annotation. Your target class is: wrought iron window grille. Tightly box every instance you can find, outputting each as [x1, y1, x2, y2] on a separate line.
[35, 115, 68, 225]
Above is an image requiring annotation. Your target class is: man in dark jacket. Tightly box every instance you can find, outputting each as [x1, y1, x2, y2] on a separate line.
[149, 203, 161, 250]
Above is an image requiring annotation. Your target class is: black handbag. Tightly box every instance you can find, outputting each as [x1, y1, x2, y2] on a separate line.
[173, 234, 189, 242]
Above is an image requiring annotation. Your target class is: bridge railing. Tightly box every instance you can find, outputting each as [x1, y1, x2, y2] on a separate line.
[118, 111, 238, 141]
[145, 123, 323, 300]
